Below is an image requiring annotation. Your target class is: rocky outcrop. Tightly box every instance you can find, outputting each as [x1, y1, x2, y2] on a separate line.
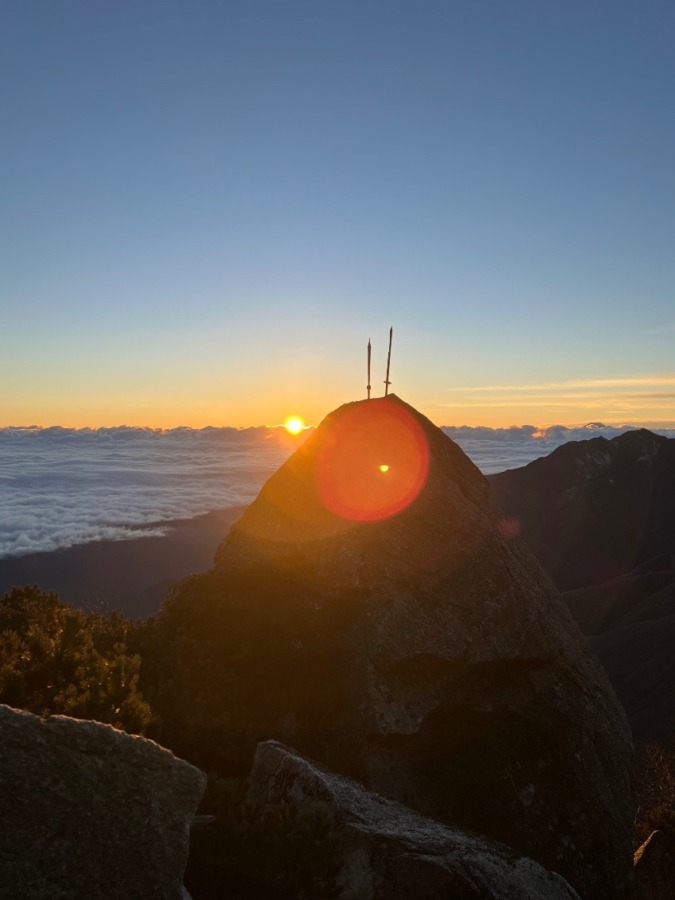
[0, 703, 205, 900]
[248, 740, 581, 900]
[164, 395, 636, 900]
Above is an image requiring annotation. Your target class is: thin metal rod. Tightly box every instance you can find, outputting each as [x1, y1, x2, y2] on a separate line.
[384, 327, 393, 396]
[367, 339, 372, 399]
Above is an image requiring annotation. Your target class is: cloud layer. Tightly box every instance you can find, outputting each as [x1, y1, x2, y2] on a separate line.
[0, 426, 293, 558]
[2, 423, 674, 558]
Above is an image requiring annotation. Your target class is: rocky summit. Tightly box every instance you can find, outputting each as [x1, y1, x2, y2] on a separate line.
[164, 395, 636, 900]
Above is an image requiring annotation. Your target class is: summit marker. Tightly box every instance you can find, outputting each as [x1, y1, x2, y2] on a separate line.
[384, 327, 393, 396]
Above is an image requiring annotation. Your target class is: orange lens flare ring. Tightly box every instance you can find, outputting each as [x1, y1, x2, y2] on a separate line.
[315, 401, 430, 521]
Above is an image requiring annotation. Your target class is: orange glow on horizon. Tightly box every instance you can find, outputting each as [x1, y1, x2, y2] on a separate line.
[5, 385, 674, 432]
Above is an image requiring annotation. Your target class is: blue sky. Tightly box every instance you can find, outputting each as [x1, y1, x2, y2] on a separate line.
[2, 0, 674, 427]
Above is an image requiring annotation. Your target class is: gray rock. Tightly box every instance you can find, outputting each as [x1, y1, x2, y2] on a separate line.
[0, 704, 206, 900]
[205, 396, 635, 900]
[248, 740, 582, 900]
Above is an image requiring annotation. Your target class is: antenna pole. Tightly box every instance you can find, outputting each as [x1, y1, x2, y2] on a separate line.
[367, 339, 372, 399]
[384, 327, 393, 396]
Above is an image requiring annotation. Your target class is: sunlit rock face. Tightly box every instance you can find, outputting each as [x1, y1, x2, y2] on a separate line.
[216, 396, 493, 589]
[203, 396, 635, 900]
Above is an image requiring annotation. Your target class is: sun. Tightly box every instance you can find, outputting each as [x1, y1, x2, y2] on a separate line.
[284, 415, 305, 436]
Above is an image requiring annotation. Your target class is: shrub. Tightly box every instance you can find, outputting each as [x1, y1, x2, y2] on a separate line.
[634, 739, 675, 848]
[0, 585, 152, 733]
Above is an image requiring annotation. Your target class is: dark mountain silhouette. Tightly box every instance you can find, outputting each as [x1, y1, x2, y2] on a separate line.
[149, 395, 635, 900]
[490, 428, 675, 595]
[490, 429, 675, 743]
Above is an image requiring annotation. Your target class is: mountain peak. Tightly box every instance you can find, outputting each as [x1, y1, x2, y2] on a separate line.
[215, 393, 489, 587]
[167, 396, 635, 900]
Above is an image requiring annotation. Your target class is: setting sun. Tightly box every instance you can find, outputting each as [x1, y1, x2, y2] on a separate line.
[284, 415, 305, 436]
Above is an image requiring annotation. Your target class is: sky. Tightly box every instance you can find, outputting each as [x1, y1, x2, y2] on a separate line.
[2, 0, 674, 429]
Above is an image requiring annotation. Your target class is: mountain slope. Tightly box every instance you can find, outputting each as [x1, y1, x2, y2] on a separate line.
[490, 428, 675, 595]
[490, 429, 675, 743]
[151, 395, 635, 900]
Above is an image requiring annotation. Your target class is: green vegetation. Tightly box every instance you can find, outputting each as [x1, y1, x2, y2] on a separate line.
[7, 580, 675, 897]
[634, 739, 675, 848]
[0, 581, 349, 899]
[0, 585, 151, 733]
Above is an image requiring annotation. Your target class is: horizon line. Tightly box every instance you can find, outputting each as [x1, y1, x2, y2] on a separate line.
[2, 420, 675, 433]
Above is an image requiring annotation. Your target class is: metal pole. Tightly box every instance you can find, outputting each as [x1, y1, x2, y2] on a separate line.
[384, 327, 393, 396]
[367, 339, 372, 399]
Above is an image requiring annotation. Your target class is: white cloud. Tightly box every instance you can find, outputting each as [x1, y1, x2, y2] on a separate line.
[0, 426, 294, 558]
[2, 423, 674, 556]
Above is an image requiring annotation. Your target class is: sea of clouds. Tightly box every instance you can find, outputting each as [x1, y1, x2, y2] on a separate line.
[1, 422, 673, 559]
[444, 422, 675, 474]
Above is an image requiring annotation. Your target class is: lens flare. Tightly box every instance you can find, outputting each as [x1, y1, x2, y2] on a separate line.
[315, 399, 430, 521]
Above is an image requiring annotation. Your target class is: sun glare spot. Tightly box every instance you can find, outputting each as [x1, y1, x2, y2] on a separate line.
[284, 416, 305, 435]
[379, 464, 390, 472]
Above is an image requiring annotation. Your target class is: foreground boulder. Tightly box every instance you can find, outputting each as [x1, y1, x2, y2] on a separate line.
[248, 740, 581, 900]
[159, 395, 635, 900]
[0, 704, 205, 899]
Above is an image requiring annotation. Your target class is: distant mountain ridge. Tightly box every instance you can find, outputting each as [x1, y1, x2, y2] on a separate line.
[490, 428, 675, 743]
[491, 428, 675, 593]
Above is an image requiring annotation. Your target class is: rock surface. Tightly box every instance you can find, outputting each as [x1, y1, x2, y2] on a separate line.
[165, 395, 636, 900]
[248, 740, 581, 900]
[0, 703, 206, 900]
